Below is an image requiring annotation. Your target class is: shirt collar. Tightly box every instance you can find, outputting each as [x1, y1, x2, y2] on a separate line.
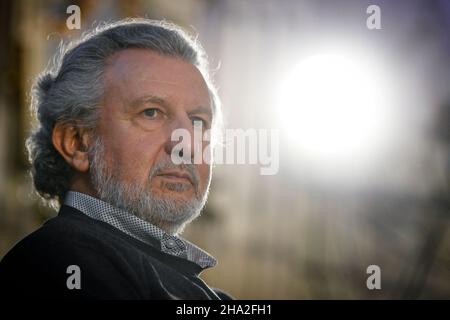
[64, 191, 217, 269]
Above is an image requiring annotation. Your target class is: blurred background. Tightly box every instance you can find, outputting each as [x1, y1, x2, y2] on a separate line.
[0, 0, 449, 299]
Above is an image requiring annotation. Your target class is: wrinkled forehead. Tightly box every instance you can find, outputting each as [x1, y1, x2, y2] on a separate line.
[103, 48, 212, 109]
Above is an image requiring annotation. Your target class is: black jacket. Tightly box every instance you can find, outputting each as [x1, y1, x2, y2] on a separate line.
[0, 205, 231, 300]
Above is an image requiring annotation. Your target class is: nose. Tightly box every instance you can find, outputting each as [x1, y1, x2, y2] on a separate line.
[164, 115, 200, 164]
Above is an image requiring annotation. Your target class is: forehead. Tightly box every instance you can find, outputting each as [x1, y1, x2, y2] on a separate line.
[103, 48, 211, 107]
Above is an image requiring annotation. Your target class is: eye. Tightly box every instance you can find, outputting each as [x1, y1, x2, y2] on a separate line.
[191, 117, 209, 128]
[143, 108, 161, 119]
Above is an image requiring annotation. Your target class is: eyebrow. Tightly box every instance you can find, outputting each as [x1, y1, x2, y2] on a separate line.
[129, 95, 171, 110]
[188, 106, 213, 120]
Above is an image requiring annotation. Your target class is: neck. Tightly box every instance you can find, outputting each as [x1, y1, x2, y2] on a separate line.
[69, 173, 98, 199]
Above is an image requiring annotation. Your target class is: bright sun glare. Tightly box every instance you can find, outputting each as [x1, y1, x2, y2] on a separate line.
[278, 53, 390, 166]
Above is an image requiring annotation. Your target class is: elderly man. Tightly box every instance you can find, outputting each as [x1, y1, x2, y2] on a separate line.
[0, 19, 230, 300]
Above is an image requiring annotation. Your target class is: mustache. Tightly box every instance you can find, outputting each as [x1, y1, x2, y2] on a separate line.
[88, 137, 201, 195]
[149, 161, 200, 189]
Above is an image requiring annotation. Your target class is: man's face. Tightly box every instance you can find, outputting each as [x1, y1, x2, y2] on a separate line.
[90, 49, 213, 234]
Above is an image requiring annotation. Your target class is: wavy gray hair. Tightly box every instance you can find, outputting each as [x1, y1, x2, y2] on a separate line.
[26, 18, 221, 209]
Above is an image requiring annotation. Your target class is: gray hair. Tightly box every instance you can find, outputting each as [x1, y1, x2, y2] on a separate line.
[26, 18, 221, 209]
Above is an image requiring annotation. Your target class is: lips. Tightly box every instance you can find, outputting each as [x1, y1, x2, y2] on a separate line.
[157, 170, 194, 184]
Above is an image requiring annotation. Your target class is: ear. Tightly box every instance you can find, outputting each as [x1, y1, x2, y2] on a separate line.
[52, 124, 91, 173]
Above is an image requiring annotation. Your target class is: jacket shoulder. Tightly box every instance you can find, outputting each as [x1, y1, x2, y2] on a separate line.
[0, 207, 142, 299]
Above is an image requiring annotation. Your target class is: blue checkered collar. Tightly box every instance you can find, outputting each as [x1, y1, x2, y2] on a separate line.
[64, 191, 217, 269]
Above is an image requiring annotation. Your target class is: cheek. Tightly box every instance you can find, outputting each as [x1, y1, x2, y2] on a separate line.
[104, 135, 159, 184]
[197, 163, 212, 188]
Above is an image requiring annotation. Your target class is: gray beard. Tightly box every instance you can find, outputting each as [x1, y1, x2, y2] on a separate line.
[88, 137, 210, 235]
